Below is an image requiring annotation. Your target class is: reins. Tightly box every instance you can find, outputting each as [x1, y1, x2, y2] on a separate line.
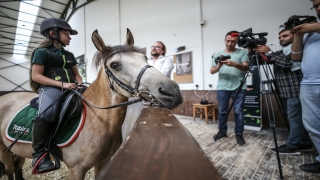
[72, 89, 143, 109]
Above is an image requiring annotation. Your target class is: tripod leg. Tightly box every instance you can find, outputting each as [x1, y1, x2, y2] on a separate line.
[258, 58, 284, 179]
[266, 65, 290, 132]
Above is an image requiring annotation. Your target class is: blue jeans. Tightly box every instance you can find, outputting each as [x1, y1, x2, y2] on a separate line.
[280, 97, 312, 149]
[217, 89, 246, 135]
[300, 84, 320, 161]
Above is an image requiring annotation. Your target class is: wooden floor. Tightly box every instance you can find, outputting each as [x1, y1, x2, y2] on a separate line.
[176, 115, 320, 180]
[2, 114, 320, 180]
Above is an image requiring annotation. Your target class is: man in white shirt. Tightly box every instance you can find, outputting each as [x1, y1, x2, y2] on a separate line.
[147, 41, 174, 78]
[122, 42, 173, 139]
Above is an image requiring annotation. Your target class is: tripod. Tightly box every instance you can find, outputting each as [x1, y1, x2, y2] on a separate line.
[213, 51, 289, 180]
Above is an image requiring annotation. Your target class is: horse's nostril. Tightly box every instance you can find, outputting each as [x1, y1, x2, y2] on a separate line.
[158, 87, 173, 96]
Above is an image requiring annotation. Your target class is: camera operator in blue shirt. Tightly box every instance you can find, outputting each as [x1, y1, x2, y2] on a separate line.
[290, 0, 320, 173]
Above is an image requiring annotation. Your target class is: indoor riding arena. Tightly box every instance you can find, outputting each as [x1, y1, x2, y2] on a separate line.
[1, 0, 320, 179]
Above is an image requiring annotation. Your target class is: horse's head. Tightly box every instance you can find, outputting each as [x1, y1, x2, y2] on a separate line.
[91, 29, 183, 109]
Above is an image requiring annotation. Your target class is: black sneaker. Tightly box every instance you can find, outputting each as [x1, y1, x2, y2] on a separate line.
[236, 134, 245, 145]
[299, 144, 315, 152]
[213, 132, 227, 141]
[270, 144, 301, 155]
[270, 144, 289, 152]
[300, 162, 320, 173]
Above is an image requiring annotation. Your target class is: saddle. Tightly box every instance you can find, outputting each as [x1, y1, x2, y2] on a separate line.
[30, 88, 85, 138]
[30, 88, 86, 173]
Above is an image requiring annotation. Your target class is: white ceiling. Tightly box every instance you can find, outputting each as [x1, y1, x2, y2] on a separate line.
[0, 0, 82, 56]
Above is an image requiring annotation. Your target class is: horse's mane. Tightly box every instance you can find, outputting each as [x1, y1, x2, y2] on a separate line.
[93, 45, 143, 68]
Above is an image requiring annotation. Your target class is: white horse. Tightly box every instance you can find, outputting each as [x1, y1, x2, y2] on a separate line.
[0, 29, 183, 180]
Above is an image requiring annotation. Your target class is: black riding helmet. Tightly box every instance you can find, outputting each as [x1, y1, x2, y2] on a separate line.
[40, 18, 78, 46]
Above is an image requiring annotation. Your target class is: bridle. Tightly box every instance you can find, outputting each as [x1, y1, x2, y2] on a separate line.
[73, 63, 157, 110]
[104, 63, 152, 98]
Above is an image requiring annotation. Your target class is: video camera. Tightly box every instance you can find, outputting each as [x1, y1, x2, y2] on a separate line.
[284, 15, 317, 29]
[237, 28, 268, 49]
[214, 55, 230, 64]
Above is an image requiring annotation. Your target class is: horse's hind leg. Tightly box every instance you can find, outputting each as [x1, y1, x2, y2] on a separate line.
[0, 141, 23, 180]
[13, 155, 25, 180]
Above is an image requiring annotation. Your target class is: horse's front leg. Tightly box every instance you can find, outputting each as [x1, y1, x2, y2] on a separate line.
[68, 166, 88, 180]
[13, 155, 25, 180]
[94, 159, 110, 178]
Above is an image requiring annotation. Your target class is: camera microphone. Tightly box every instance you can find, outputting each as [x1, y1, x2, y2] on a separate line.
[231, 33, 239, 37]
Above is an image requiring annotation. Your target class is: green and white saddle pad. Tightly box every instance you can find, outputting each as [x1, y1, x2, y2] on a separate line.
[5, 104, 86, 148]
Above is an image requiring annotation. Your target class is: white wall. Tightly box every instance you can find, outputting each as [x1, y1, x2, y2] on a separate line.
[66, 0, 314, 90]
[0, 54, 30, 91]
[201, 0, 314, 90]
[1, 0, 315, 91]
[119, 0, 202, 90]
[83, 0, 121, 82]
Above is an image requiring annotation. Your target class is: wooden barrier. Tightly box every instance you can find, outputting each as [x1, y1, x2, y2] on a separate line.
[97, 106, 222, 180]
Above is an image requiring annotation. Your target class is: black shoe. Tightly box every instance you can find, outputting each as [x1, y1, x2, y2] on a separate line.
[300, 162, 320, 173]
[299, 144, 315, 152]
[236, 134, 245, 145]
[270, 144, 301, 155]
[213, 132, 227, 141]
[270, 144, 287, 152]
[32, 153, 55, 173]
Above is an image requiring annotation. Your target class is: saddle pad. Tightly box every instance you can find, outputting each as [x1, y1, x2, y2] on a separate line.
[5, 104, 86, 148]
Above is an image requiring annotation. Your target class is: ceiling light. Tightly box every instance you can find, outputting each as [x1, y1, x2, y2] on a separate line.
[13, 0, 42, 55]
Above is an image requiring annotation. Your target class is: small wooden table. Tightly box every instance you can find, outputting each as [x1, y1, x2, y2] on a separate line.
[193, 103, 216, 124]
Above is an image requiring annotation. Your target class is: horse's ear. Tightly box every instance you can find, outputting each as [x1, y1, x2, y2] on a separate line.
[92, 29, 108, 52]
[124, 28, 134, 46]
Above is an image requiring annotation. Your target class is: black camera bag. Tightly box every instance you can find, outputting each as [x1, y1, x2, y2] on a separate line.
[200, 99, 208, 105]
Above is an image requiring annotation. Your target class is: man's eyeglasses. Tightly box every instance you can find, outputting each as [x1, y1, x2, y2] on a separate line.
[150, 46, 162, 49]
[310, 4, 320, 11]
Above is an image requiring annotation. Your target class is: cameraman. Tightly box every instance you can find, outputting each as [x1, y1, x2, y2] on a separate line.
[290, 0, 320, 173]
[210, 30, 249, 145]
[255, 26, 313, 156]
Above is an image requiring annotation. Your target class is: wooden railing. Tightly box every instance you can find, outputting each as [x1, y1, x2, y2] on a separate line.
[97, 106, 222, 180]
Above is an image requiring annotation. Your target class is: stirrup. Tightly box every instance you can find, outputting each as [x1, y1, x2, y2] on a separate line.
[32, 152, 60, 174]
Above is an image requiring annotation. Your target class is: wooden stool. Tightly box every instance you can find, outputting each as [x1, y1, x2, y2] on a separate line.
[193, 103, 216, 124]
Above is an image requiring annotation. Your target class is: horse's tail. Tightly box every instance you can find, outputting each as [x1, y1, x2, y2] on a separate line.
[0, 161, 5, 177]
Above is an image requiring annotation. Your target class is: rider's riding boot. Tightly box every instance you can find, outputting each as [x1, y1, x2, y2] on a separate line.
[31, 119, 55, 172]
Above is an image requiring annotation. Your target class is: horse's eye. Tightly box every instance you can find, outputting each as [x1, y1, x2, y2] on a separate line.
[110, 62, 119, 69]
